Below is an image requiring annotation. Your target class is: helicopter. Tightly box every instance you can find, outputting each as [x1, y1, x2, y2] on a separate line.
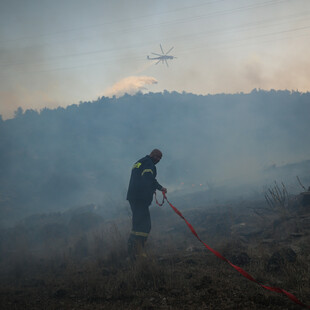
[147, 44, 176, 67]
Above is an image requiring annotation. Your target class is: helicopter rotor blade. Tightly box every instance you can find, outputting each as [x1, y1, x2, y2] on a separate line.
[160, 44, 164, 54]
[165, 46, 174, 55]
[155, 59, 161, 65]
[165, 59, 169, 67]
[152, 53, 162, 56]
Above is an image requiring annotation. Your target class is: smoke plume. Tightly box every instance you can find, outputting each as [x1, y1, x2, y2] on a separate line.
[104, 76, 158, 97]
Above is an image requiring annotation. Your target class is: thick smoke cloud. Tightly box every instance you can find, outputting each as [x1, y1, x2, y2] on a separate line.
[0, 90, 309, 227]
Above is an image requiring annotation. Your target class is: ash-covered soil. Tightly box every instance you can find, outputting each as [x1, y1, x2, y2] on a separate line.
[0, 193, 309, 309]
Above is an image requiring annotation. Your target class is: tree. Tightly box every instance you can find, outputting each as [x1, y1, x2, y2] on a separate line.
[14, 107, 24, 118]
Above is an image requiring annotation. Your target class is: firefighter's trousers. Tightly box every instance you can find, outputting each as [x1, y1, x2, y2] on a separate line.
[128, 200, 151, 258]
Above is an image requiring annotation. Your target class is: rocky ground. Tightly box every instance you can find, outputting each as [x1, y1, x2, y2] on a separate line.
[0, 192, 309, 309]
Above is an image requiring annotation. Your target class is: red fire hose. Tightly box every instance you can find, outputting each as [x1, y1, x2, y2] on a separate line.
[155, 191, 310, 308]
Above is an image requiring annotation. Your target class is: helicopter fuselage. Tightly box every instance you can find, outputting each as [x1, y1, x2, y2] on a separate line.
[147, 45, 176, 66]
[147, 55, 174, 60]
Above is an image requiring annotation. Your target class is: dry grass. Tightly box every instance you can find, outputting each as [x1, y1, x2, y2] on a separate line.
[0, 197, 309, 309]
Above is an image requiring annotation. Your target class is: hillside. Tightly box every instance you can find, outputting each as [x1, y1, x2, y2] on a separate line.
[1, 89, 310, 226]
[0, 189, 309, 309]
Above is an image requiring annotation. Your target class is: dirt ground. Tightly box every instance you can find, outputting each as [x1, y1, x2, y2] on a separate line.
[0, 194, 309, 309]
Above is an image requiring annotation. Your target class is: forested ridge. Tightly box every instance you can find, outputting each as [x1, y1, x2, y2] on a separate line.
[0, 89, 309, 225]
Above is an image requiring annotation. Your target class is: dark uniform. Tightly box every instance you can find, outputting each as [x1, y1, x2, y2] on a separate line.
[127, 155, 163, 258]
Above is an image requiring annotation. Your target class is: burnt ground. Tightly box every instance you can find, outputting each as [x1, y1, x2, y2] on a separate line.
[0, 193, 309, 309]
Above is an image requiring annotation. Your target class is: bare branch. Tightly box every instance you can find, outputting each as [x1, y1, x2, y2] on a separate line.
[296, 176, 306, 191]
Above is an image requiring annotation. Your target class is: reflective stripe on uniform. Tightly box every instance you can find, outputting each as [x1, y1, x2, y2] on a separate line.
[132, 162, 142, 169]
[131, 231, 149, 237]
[141, 169, 153, 176]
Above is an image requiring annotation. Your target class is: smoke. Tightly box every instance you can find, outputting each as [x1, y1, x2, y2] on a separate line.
[103, 76, 158, 98]
[0, 88, 64, 119]
[134, 62, 155, 75]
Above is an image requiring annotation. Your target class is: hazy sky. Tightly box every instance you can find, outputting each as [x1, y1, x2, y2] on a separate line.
[1, 0, 310, 119]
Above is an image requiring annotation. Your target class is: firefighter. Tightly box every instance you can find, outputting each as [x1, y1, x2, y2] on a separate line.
[126, 149, 167, 259]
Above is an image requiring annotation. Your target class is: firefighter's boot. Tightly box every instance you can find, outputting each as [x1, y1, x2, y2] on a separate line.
[128, 234, 147, 260]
